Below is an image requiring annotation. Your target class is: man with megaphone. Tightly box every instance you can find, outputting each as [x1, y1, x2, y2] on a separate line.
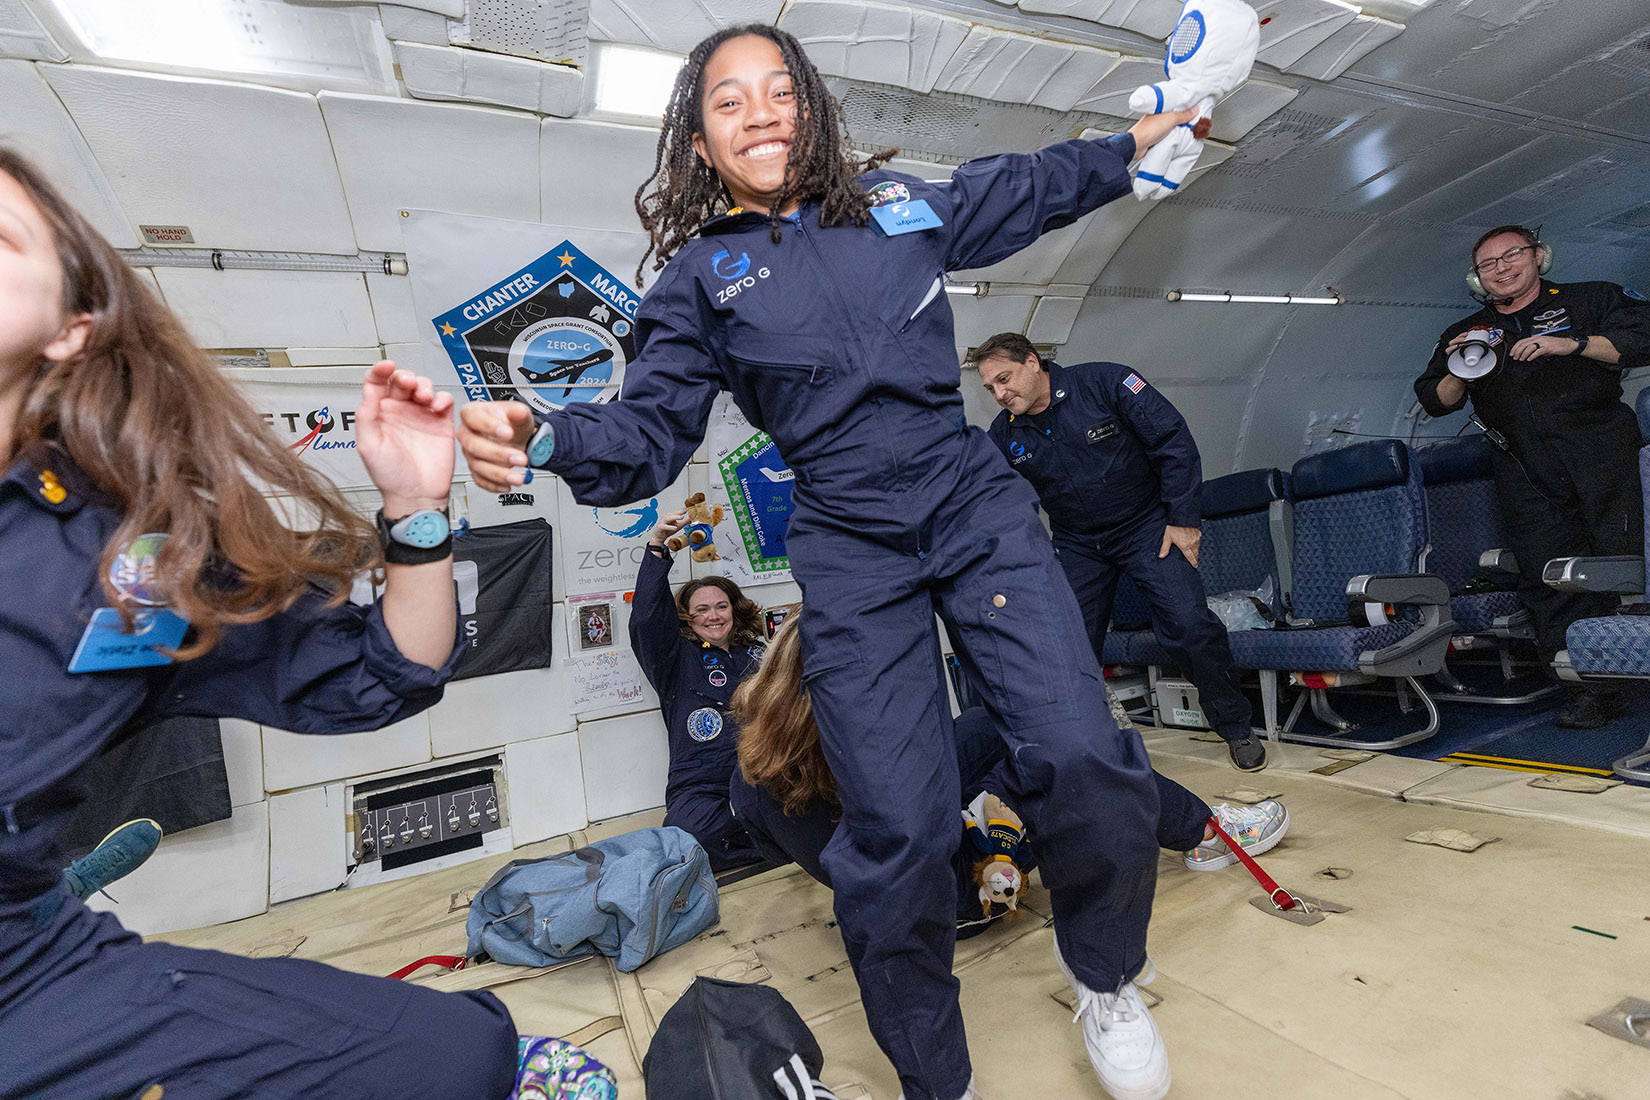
[1414, 225, 1650, 728]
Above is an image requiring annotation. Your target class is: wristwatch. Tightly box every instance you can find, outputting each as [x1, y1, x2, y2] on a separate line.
[376, 507, 453, 564]
[1573, 334, 1589, 356]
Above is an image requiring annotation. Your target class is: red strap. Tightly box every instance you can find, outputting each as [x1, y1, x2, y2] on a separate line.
[386, 954, 467, 980]
[1207, 816, 1298, 911]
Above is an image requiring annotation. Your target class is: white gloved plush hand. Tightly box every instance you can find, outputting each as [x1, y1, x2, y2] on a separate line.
[1128, 0, 1260, 200]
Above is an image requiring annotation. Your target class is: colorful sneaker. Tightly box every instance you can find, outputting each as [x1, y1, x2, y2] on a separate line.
[1184, 800, 1289, 872]
[1053, 937, 1171, 1100]
[64, 818, 162, 901]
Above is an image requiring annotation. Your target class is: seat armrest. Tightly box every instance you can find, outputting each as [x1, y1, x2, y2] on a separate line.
[1541, 556, 1645, 595]
[1479, 548, 1517, 574]
[1348, 573, 1450, 606]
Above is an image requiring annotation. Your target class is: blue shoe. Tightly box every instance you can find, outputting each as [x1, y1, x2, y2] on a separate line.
[64, 818, 162, 900]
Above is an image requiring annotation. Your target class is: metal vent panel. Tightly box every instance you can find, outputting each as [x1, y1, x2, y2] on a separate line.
[452, 0, 589, 65]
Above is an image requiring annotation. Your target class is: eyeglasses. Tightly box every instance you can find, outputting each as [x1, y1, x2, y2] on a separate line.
[1472, 245, 1534, 276]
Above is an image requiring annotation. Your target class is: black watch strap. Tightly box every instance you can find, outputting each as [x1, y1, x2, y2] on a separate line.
[375, 509, 454, 565]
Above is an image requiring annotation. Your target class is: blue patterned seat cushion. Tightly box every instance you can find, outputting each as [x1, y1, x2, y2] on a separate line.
[1423, 478, 1505, 594]
[1099, 632, 1134, 665]
[1567, 616, 1650, 675]
[1449, 591, 1521, 633]
[1229, 623, 1411, 671]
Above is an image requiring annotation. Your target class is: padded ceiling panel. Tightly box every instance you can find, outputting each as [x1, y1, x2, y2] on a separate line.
[1096, 202, 1366, 293]
[957, 213, 1092, 284]
[1016, 0, 1181, 40]
[320, 92, 540, 253]
[1052, 192, 1156, 285]
[0, 61, 136, 246]
[1284, 14, 1403, 82]
[379, 4, 451, 45]
[155, 269, 378, 349]
[540, 118, 659, 232]
[1511, 28, 1650, 129]
[0, 0, 66, 62]
[948, 293, 1036, 347]
[778, 0, 968, 94]
[834, 77, 1117, 163]
[43, 66, 355, 253]
[1252, 0, 1358, 71]
[587, 0, 784, 53]
[393, 40, 581, 115]
[934, 26, 1120, 113]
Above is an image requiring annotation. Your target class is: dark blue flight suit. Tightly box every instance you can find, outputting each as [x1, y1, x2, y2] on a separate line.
[629, 544, 764, 871]
[989, 361, 1255, 747]
[537, 133, 1160, 1100]
[0, 448, 517, 1100]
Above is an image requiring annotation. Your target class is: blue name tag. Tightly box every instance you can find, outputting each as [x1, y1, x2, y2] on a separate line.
[871, 199, 943, 236]
[68, 608, 189, 673]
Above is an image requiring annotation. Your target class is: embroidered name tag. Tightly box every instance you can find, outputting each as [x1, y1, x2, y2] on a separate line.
[1086, 420, 1120, 445]
[870, 199, 943, 236]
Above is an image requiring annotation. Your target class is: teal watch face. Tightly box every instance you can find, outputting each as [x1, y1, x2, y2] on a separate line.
[394, 510, 450, 548]
[527, 422, 555, 468]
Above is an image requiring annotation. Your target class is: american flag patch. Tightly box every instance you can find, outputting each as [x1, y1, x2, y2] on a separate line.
[1124, 373, 1146, 394]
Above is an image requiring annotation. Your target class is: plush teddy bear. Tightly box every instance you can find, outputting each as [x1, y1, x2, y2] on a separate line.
[963, 791, 1032, 918]
[665, 492, 725, 563]
[1127, 0, 1260, 200]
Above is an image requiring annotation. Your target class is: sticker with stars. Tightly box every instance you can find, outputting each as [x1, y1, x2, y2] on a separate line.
[430, 240, 640, 414]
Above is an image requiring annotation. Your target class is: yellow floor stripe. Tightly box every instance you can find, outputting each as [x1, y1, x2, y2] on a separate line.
[1442, 752, 1615, 777]
[1439, 757, 1566, 775]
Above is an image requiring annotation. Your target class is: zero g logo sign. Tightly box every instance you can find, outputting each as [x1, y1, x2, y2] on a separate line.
[712, 249, 751, 280]
[711, 248, 772, 306]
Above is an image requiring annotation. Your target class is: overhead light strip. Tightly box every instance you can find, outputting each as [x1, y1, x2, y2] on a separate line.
[1166, 289, 1343, 305]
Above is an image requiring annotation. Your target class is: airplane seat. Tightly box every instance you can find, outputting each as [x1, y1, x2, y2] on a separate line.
[1123, 467, 1290, 669]
[1547, 444, 1650, 780]
[1229, 440, 1454, 749]
[1099, 574, 1152, 665]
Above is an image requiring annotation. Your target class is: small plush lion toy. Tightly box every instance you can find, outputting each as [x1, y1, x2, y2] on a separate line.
[665, 492, 724, 562]
[963, 791, 1031, 918]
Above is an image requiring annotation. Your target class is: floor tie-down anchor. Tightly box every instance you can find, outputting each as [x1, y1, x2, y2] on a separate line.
[1207, 817, 1351, 928]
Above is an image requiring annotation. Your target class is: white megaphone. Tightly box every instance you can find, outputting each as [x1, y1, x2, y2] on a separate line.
[1447, 328, 1500, 381]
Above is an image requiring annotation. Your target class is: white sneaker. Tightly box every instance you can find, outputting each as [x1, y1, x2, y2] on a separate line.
[1185, 800, 1289, 871]
[1053, 939, 1171, 1100]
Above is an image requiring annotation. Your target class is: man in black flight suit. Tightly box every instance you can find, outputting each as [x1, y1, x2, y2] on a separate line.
[977, 332, 1267, 772]
[1414, 224, 1650, 728]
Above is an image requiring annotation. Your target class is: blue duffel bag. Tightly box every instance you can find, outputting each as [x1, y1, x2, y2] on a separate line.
[466, 826, 719, 972]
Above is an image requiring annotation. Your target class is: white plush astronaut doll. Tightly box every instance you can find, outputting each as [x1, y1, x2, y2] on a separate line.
[1128, 0, 1261, 200]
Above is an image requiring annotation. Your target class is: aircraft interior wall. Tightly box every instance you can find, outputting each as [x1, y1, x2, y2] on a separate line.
[3, 0, 1648, 937]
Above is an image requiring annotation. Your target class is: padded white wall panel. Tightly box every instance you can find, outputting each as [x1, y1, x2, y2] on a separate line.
[1052, 197, 1155, 285]
[43, 66, 356, 253]
[1070, 55, 1161, 119]
[366, 272, 423, 345]
[588, 0, 785, 52]
[778, 0, 969, 94]
[0, 61, 136, 246]
[505, 731, 588, 845]
[0, 1, 65, 63]
[155, 268, 379, 349]
[219, 719, 265, 806]
[1018, 0, 1181, 39]
[393, 41, 581, 117]
[1027, 295, 1086, 345]
[540, 118, 660, 232]
[268, 783, 349, 904]
[383, 340, 430, 373]
[577, 712, 668, 822]
[1253, 0, 1360, 71]
[321, 92, 541, 253]
[1208, 79, 1300, 145]
[1284, 14, 1403, 81]
[949, 293, 1036, 348]
[935, 27, 1120, 113]
[84, 802, 269, 935]
[262, 713, 432, 792]
[956, 214, 1092, 284]
[380, 4, 451, 44]
[429, 666, 575, 757]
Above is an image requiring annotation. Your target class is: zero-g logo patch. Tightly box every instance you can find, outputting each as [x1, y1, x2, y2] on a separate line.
[712, 249, 751, 281]
[868, 181, 910, 207]
[592, 499, 659, 539]
[1085, 420, 1119, 445]
[687, 707, 724, 742]
[1008, 440, 1029, 465]
[432, 239, 637, 414]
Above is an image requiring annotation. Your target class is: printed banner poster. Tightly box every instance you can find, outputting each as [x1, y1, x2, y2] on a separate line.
[556, 473, 691, 597]
[227, 367, 374, 490]
[705, 393, 794, 587]
[403, 211, 652, 416]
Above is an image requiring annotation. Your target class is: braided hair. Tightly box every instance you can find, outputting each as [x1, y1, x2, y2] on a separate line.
[633, 23, 895, 286]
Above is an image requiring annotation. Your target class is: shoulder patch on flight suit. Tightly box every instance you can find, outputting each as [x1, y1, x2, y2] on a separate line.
[1123, 373, 1147, 394]
[687, 707, 724, 742]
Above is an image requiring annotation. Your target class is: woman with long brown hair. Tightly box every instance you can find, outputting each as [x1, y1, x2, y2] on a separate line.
[628, 507, 767, 870]
[0, 149, 524, 1099]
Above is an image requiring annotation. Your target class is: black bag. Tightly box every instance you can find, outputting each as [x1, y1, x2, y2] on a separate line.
[450, 518, 554, 679]
[644, 978, 837, 1100]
